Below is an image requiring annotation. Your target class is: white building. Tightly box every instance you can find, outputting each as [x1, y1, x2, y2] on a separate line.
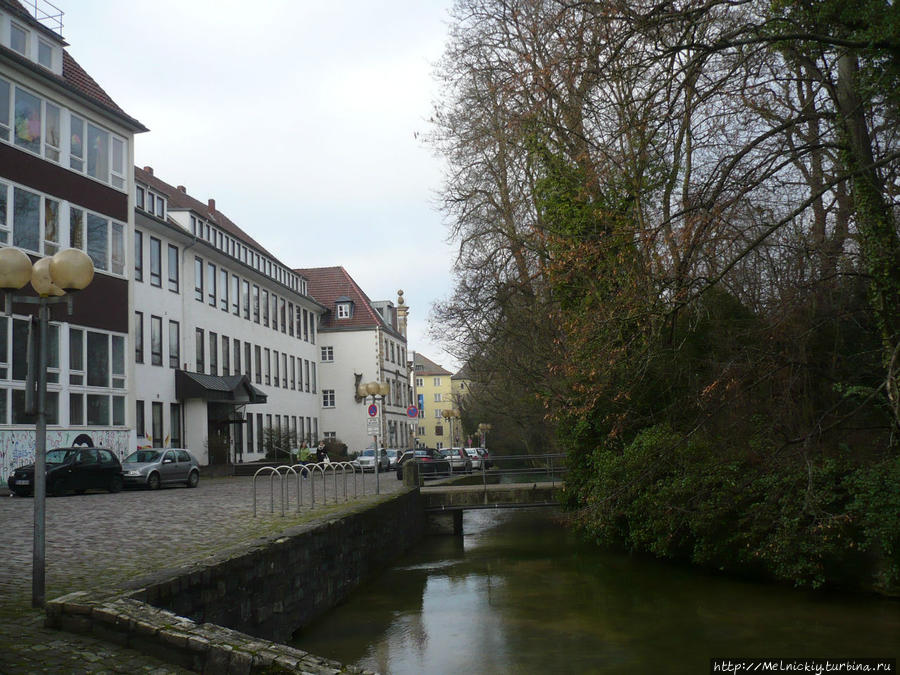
[0, 0, 146, 478]
[133, 167, 325, 465]
[297, 267, 413, 453]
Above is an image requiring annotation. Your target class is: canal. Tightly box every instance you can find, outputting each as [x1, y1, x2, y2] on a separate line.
[292, 507, 899, 674]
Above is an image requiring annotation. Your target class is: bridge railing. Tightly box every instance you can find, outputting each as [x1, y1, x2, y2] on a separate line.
[442, 452, 567, 488]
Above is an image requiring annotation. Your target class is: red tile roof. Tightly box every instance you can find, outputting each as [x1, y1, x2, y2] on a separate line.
[297, 266, 402, 338]
[134, 166, 277, 261]
[414, 353, 451, 376]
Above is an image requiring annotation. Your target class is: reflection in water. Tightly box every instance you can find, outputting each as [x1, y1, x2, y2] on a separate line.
[292, 508, 900, 674]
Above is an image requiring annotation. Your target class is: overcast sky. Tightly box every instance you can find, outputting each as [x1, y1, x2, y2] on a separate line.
[58, 0, 459, 371]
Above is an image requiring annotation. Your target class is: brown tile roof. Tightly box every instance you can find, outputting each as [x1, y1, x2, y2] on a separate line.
[134, 166, 277, 261]
[297, 266, 402, 337]
[414, 353, 451, 377]
[1, 0, 146, 132]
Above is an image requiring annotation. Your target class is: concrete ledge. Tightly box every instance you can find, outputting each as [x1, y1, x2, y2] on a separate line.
[46, 592, 363, 674]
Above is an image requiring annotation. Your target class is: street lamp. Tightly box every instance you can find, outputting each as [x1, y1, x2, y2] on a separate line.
[478, 422, 492, 450]
[357, 380, 390, 494]
[0, 247, 94, 608]
[441, 408, 460, 450]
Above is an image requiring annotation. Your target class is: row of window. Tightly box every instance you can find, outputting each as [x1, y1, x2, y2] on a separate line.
[135, 186, 166, 220]
[383, 337, 407, 368]
[189, 214, 307, 296]
[415, 377, 445, 387]
[7, 17, 57, 70]
[194, 328, 318, 393]
[0, 387, 125, 426]
[192, 254, 317, 342]
[1, 76, 128, 190]
[135, 401, 181, 448]
[0, 180, 126, 273]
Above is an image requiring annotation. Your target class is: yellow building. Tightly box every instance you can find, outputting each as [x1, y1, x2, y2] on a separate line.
[412, 353, 454, 449]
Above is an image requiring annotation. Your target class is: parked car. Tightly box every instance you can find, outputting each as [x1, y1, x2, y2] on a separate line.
[396, 449, 452, 480]
[440, 447, 472, 473]
[385, 448, 403, 470]
[122, 448, 200, 489]
[355, 447, 390, 472]
[464, 447, 483, 470]
[7, 447, 123, 497]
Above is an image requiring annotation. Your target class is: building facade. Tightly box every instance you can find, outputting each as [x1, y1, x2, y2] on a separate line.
[298, 267, 413, 453]
[0, 0, 146, 479]
[412, 353, 453, 449]
[133, 167, 325, 465]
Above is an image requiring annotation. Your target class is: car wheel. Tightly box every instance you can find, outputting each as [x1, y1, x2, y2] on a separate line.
[50, 479, 67, 497]
[187, 470, 199, 488]
[147, 472, 161, 490]
[108, 475, 123, 493]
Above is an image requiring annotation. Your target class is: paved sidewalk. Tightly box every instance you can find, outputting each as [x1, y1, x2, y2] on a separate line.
[1, 472, 406, 673]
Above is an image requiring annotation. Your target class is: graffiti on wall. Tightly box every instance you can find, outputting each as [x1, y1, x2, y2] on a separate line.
[0, 429, 131, 483]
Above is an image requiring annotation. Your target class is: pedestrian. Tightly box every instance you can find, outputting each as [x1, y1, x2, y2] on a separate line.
[316, 440, 327, 463]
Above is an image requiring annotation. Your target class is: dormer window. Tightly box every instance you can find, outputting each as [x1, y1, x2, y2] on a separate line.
[37, 39, 52, 68]
[336, 297, 352, 319]
[10, 23, 27, 56]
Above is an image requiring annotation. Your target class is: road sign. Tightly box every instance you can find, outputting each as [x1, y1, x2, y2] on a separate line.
[406, 405, 418, 418]
[368, 404, 378, 417]
[366, 418, 379, 435]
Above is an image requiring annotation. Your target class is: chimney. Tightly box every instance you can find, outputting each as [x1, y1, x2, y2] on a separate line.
[208, 198, 216, 213]
[143, 166, 153, 175]
[177, 185, 186, 193]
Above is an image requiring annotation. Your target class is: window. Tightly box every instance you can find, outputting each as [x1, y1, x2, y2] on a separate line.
[254, 345, 261, 384]
[207, 262, 216, 306]
[150, 316, 162, 366]
[290, 356, 296, 389]
[434, 393, 442, 402]
[282, 353, 287, 388]
[136, 187, 145, 211]
[242, 280, 250, 320]
[321, 346, 333, 362]
[304, 360, 310, 392]
[196, 328, 204, 372]
[168, 245, 179, 292]
[252, 285, 260, 322]
[169, 321, 180, 368]
[10, 23, 27, 56]
[134, 230, 143, 282]
[415, 377, 423, 387]
[272, 350, 279, 387]
[135, 401, 145, 438]
[219, 268, 228, 310]
[280, 297, 286, 333]
[231, 275, 239, 315]
[149, 237, 161, 287]
[264, 348, 271, 385]
[194, 257, 203, 301]
[222, 335, 230, 374]
[244, 342, 251, 379]
[37, 38, 52, 68]
[303, 309, 309, 340]
[288, 304, 294, 336]
[152, 402, 163, 447]
[322, 390, 335, 408]
[433, 377, 442, 386]
[270, 293, 278, 331]
[86, 331, 111, 387]
[209, 331, 218, 375]
[435, 409, 443, 419]
[262, 289, 269, 326]
[134, 312, 143, 363]
[233, 338, 241, 375]
[257, 413, 264, 453]
[170, 404, 181, 448]
[337, 303, 351, 319]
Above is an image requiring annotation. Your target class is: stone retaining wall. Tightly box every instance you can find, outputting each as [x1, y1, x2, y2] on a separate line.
[46, 488, 425, 673]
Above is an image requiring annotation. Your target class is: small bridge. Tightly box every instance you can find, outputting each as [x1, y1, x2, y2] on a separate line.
[421, 481, 562, 534]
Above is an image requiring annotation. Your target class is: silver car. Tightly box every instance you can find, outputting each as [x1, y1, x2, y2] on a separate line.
[122, 448, 200, 489]
[355, 448, 390, 472]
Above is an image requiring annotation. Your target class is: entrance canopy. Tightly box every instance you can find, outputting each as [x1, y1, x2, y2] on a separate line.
[175, 370, 267, 405]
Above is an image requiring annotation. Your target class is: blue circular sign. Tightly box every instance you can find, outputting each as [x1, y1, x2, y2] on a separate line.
[368, 404, 378, 417]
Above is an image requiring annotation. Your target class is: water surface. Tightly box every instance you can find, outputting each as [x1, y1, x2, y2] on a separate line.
[293, 508, 899, 674]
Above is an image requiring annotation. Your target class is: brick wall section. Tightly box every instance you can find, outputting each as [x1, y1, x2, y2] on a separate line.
[46, 489, 424, 673]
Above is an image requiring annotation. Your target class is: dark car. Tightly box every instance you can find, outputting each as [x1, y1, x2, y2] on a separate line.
[396, 448, 452, 480]
[7, 447, 123, 497]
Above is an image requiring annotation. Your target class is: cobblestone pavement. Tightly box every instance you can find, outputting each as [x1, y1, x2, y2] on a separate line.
[0, 470, 407, 673]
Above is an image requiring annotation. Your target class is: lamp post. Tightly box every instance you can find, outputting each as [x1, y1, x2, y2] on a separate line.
[0, 247, 94, 608]
[357, 380, 390, 494]
[441, 408, 460, 450]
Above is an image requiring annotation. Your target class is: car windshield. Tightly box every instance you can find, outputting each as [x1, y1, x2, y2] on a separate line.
[361, 449, 375, 457]
[414, 450, 430, 457]
[46, 449, 76, 464]
[124, 450, 161, 463]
